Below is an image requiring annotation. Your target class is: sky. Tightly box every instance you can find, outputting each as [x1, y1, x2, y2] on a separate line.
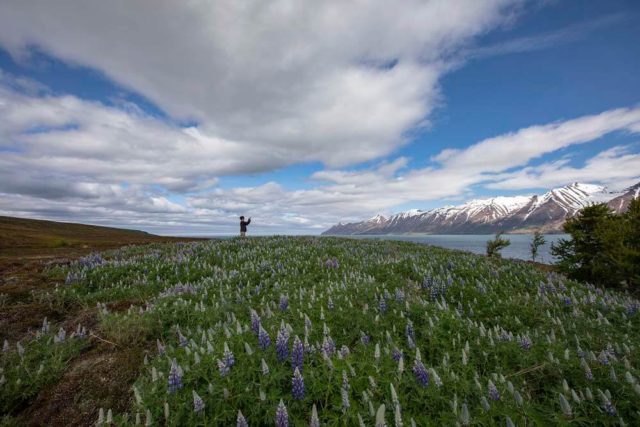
[0, 0, 639, 236]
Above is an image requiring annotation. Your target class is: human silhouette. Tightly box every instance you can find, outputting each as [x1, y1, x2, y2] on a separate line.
[240, 216, 251, 237]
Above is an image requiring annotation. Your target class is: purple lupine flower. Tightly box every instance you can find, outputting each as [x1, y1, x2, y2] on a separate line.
[275, 399, 289, 427]
[582, 359, 594, 380]
[74, 325, 86, 339]
[519, 335, 532, 351]
[322, 335, 335, 357]
[276, 326, 290, 362]
[379, 297, 387, 314]
[224, 342, 235, 367]
[603, 401, 617, 416]
[499, 330, 512, 342]
[422, 276, 432, 290]
[342, 370, 350, 390]
[605, 344, 616, 357]
[395, 288, 405, 302]
[251, 309, 261, 334]
[279, 295, 289, 311]
[292, 335, 304, 371]
[259, 325, 271, 350]
[237, 410, 248, 427]
[488, 380, 500, 401]
[339, 345, 350, 358]
[217, 359, 230, 377]
[562, 297, 572, 307]
[625, 302, 640, 316]
[292, 367, 305, 400]
[341, 387, 350, 410]
[405, 321, 415, 342]
[407, 336, 416, 350]
[392, 347, 403, 362]
[598, 390, 617, 416]
[168, 359, 183, 393]
[55, 327, 66, 343]
[360, 334, 370, 346]
[412, 359, 429, 387]
[598, 351, 609, 366]
[193, 390, 205, 413]
[178, 330, 188, 347]
[324, 258, 339, 269]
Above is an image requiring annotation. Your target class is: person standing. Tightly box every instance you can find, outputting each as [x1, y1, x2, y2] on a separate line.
[240, 216, 251, 237]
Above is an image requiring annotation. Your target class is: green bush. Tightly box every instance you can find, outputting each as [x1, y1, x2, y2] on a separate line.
[486, 231, 510, 258]
[552, 199, 640, 290]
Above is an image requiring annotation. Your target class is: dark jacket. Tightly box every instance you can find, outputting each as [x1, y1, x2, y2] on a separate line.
[240, 218, 251, 232]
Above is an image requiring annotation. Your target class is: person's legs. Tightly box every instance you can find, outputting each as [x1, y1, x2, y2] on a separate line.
[240, 231, 246, 237]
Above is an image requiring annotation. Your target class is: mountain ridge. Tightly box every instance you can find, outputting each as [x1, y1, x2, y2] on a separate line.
[322, 181, 640, 235]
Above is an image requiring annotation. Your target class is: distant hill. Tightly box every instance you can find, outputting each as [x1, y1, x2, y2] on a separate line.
[0, 215, 200, 257]
[323, 181, 640, 236]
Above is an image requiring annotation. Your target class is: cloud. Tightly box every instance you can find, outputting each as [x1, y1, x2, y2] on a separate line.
[435, 106, 640, 175]
[486, 146, 640, 190]
[0, 0, 523, 168]
[3, 101, 639, 232]
[0, 82, 292, 195]
[189, 106, 640, 227]
[467, 13, 625, 59]
[1, 2, 638, 233]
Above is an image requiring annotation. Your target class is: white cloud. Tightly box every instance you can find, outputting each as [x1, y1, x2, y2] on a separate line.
[1, 2, 639, 233]
[0, 0, 523, 167]
[3, 102, 639, 233]
[486, 146, 640, 190]
[188, 107, 640, 228]
[436, 106, 640, 175]
[466, 13, 625, 59]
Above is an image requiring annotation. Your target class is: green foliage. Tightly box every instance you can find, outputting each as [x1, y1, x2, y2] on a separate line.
[552, 201, 640, 290]
[0, 332, 88, 414]
[47, 237, 640, 425]
[530, 231, 546, 262]
[486, 232, 511, 258]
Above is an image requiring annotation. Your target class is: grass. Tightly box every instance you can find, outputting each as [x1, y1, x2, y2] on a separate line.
[0, 216, 204, 425]
[3, 236, 638, 425]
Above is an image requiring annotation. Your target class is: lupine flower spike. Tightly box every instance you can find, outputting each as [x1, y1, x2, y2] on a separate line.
[275, 399, 289, 427]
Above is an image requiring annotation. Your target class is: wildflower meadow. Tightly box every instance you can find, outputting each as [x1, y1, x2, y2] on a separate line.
[2, 236, 639, 425]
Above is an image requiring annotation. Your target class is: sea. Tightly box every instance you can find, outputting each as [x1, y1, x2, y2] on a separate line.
[199, 233, 568, 264]
[346, 234, 568, 264]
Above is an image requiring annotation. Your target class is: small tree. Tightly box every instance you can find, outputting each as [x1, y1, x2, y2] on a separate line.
[530, 230, 546, 262]
[486, 231, 511, 258]
[552, 203, 618, 286]
[621, 197, 640, 288]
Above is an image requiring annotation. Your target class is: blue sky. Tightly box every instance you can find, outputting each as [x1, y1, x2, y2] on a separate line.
[0, 0, 639, 235]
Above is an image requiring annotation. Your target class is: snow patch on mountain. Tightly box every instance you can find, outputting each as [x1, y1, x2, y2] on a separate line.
[323, 181, 639, 235]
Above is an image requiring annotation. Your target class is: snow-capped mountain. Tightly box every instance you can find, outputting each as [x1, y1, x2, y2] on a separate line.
[322, 181, 639, 235]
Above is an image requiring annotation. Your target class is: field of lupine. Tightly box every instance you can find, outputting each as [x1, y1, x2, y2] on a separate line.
[2, 236, 640, 426]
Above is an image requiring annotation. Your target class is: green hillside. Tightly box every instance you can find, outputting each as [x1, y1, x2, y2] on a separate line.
[2, 237, 638, 425]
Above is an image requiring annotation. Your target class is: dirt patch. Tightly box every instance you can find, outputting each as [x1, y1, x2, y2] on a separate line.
[17, 344, 146, 427]
[0, 303, 68, 343]
[0, 226, 201, 424]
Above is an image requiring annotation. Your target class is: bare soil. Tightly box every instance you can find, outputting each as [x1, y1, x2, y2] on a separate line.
[0, 215, 203, 425]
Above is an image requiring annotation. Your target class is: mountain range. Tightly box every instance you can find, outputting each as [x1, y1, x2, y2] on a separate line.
[322, 181, 640, 235]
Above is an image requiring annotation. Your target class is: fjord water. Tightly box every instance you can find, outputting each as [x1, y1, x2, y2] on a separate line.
[348, 234, 568, 263]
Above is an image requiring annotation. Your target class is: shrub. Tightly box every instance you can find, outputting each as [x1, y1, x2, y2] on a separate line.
[486, 231, 510, 258]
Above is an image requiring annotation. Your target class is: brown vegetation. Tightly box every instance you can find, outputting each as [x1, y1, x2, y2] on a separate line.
[0, 216, 202, 425]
